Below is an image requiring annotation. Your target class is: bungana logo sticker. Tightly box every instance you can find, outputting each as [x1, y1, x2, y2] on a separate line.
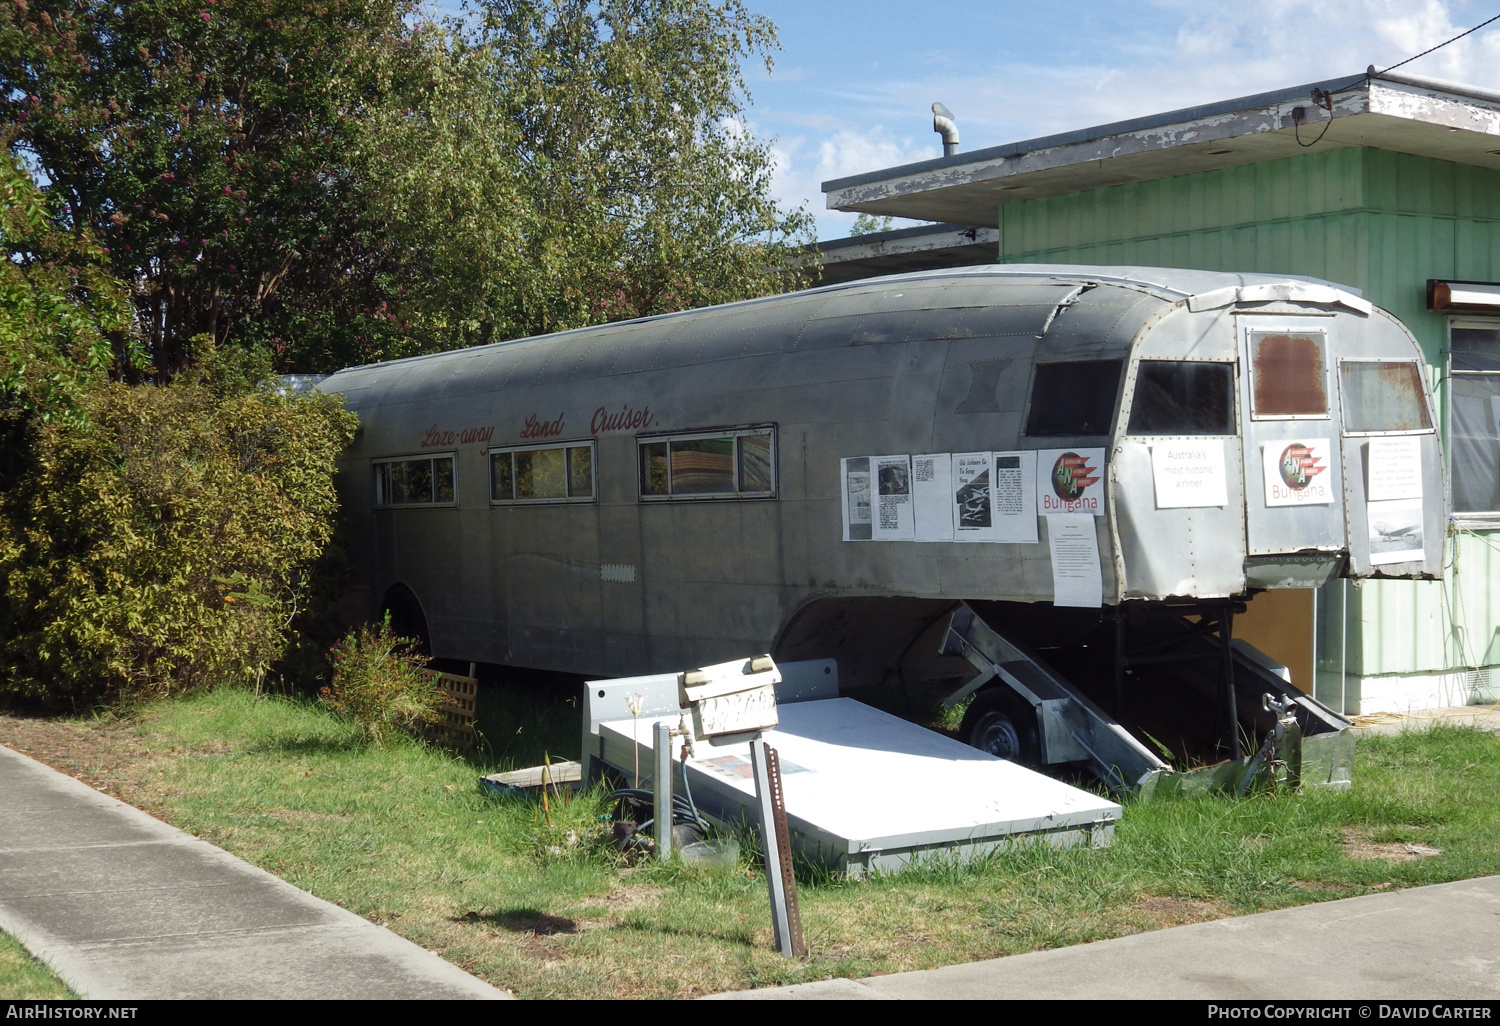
[1277, 443, 1326, 490]
[1051, 452, 1100, 501]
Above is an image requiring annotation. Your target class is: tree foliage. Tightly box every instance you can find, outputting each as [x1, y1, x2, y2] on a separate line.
[2, 0, 813, 376]
[0, 355, 357, 707]
[0, 145, 136, 463]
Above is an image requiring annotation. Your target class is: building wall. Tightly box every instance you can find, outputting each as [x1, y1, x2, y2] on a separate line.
[995, 147, 1500, 692]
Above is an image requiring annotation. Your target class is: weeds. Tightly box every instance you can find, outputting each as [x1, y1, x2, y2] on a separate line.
[318, 615, 443, 747]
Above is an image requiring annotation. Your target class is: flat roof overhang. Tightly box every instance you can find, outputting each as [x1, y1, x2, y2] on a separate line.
[805, 223, 999, 284]
[823, 70, 1500, 228]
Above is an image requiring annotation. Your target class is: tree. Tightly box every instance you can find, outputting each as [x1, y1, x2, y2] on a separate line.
[1, 0, 813, 375]
[0, 143, 138, 485]
[448, 0, 815, 338]
[0, 0, 431, 375]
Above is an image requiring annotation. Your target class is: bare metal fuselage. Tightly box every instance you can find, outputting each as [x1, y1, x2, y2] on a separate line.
[321, 265, 1443, 684]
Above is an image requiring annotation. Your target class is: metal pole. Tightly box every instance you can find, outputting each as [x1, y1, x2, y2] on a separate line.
[1221, 601, 1240, 760]
[750, 738, 794, 955]
[654, 721, 672, 861]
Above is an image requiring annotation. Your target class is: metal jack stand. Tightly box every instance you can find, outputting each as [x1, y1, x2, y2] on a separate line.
[653, 721, 673, 861]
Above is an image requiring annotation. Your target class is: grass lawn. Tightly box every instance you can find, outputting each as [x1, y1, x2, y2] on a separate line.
[0, 932, 74, 999]
[2, 683, 1498, 999]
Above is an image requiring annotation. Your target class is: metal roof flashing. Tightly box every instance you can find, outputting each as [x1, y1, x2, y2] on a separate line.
[823, 71, 1500, 227]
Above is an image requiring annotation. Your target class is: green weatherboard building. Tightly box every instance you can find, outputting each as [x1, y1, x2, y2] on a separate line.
[819, 69, 1500, 716]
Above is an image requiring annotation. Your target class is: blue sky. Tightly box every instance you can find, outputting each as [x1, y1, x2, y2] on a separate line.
[737, 1, 1500, 240]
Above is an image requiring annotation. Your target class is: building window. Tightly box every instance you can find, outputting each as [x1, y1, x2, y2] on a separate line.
[373, 454, 455, 507]
[490, 441, 595, 503]
[1127, 361, 1235, 435]
[638, 427, 776, 499]
[1450, 324, 1500, 516]
[1024, 360, 1123, 436]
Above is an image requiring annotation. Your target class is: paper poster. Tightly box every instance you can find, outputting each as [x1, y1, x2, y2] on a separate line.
[1368, 498, 1425, 566]
[1047, 514, 1102, 608]
[872, 455, 914, 541]
[841, 457, 871, 541]
[1151, 440, 1228, 509]
[1037, 448, 1106, 516]
[953, 452, 997, 541]
[993, 451, 1039, 543]
[1262, 439, 1334, 507]
[1367, 435, 1423, 502]
[911, 453, 954, 542]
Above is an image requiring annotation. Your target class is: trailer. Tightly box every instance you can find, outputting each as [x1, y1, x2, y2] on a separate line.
[320, 264, 1442, 787]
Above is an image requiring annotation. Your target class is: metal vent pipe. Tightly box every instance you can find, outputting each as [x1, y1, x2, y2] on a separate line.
[932, 102, 959, 157]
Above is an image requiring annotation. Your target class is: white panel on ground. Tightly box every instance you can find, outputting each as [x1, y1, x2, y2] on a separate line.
[598, 698, 1121, 876]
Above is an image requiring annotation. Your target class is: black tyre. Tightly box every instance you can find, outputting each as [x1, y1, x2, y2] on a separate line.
[959, 688, 1042, 767]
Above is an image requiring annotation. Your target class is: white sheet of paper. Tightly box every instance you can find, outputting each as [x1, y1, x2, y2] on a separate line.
[911, 453, 954, 542]
[872, 454, 915, 541]
[841, 457, 871, 541]
[1262, 439, 1334, 507]
[1047, 514, 1102, 608]
[1037, 448, 1106, 516]
[1366, 435, 1423, 502]
[1151, 440, 1228, 508]
[952, 452, 999, 542]
[992, 451, 1039, 543]
[1368, 497, 1425, 565]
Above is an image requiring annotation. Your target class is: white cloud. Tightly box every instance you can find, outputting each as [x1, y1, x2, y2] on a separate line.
[764, 125, 935, 241]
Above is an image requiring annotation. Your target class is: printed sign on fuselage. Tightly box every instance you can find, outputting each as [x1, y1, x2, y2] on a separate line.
[1261, 439, 1333, 507]
[1036, 448, 1106, 516]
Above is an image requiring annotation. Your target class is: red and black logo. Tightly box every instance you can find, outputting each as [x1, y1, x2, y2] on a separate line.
[1277, 443, 1326, 490]
[1051, 452, 1099, 501]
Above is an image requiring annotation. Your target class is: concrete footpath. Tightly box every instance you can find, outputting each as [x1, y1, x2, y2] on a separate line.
[0, 743, 508, 1000]
[706, 874, 1500, 1000]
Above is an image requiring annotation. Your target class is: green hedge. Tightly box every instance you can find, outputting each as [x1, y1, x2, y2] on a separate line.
[0, 368, 357, 707]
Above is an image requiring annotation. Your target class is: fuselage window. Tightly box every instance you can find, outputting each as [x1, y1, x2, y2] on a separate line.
[1127, 361, 1235, 435]
[1024, 360, 1123, 436]
[638, 428, 776, 500]
[490, 440, 595, 503]
[1249, 330, 1328, 419]
[1339, 361, 1433, 434]
[373, 454, 456, 507]
[1449, 325, 1500, 515]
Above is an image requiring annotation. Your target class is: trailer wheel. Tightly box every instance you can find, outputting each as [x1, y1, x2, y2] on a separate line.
[960, 689, 1041, 767]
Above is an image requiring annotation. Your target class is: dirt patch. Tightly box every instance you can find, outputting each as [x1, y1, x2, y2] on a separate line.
[1129, 894, 1233, 929]
[1340, 827, 1442, 862]
[602, 883, 665, 910]
[1292, 880, 1356, 893]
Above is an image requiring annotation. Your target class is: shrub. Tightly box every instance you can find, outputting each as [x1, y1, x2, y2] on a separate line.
[0, 355, 357, 707]
[320, 616, 443, 747]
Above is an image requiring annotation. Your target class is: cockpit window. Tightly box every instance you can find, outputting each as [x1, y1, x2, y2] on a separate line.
[1249, 331, 1328, 418]
[1024, 360, 1123, 436]
[1339, 361, 1432, 433]
[1127, 362, 1235, 435]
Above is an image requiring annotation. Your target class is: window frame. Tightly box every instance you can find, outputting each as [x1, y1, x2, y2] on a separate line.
[488, 438, 597, 505]
[372, 452, 457, 508]
[1446, 317, 1500, 523]
[1022, 358, 1125, 438]
[1245, 326, 1332, 422]
[637, 425, 778, 501]
[1335, 357, 1435, 437]
[1124, 358, 1238, 437]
